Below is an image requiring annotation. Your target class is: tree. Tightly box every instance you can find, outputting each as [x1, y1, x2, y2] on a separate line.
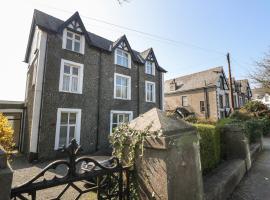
[0, 113, 14, 152]
[250, 51, 270, 88]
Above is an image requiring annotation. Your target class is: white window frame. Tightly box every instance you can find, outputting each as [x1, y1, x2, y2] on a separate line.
[110, 110, 133, 134]
[59, 59, 84, 94]
[145, 61, 155, 75]
[54, 108, 81, 150]
[62, 29, 85, 54]
[182, 96, 188, 107]
[145, 81, 156, 103]
[114, 48, 131, 68]
[114, 73, 131, 100]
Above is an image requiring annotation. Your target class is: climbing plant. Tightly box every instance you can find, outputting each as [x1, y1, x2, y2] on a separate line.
[109, 123, 152, 166]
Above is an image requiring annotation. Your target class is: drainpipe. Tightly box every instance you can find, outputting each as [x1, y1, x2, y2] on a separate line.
[204, 87, 209, 119]
[137, 63, 140, 116]
[95, 51, 102, 151]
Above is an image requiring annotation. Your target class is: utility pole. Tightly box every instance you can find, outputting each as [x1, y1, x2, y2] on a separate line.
[227, 53, 235, 111]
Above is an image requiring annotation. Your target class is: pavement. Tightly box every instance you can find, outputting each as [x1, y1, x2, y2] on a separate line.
[229, 136, 270, 200]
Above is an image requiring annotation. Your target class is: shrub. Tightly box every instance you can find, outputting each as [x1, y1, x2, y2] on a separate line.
[194, 124, 220, 174]
[244, 119, 263, 143]
[259, 118, 270, 136]
[184, 115, 198, 123]
[230, 110, 251, 121]
[0, 113, 14, 152]
[244, 101, 268, 113]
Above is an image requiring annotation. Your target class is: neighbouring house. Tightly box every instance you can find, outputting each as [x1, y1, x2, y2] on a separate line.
[231, 78, 252, 108]
[0, 101, 25, 151]
[252, 88, 270, 109]
[19, 9, 166, 161]
[164, 66, 230, 121]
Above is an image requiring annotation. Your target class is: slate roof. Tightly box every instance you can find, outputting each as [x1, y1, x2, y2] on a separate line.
[25, 9, 166, 72]
[164, 66, 225, 94]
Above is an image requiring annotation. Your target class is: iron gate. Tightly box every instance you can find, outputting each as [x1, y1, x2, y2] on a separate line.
[11, 139, 131, 200]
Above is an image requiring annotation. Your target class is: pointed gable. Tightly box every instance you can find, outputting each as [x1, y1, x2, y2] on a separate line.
[58, 11, 91, 45]
[112, 35, 138, 62]
[141, 48, 167, 73]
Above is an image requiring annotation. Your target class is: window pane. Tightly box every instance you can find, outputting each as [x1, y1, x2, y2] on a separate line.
[71, 77, 78, 92]
[59, 126, 67, 147]
[66, 39, 73, 50]
[63, 75, 70, 91]
[69, 126, 75, 143]
[72, 67, 79, 76]
[69, 113, 77, 124]
[123, 57, 128, 67]
[113, 114, 117, 123]
[64, 65, 70, 74]
[61, 113, 68, 124]
[74, 41, 80, 52]
[124, 114, 129, 122]
[118, 114, 124, 123]
[116, 86, 121, 98]
[116, 76, 121, 85]
[67, 32, 73, 38]
[122, 78, 128, 86]
[117, 55, 122, 65]
[122, 86, 127, 98]
[75, 35, 81, 41]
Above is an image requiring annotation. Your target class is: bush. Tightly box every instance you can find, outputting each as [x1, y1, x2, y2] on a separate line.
[244, 101, 268, 113]
[194, 124, 220, 174]
[0, 113, 14, 152]
[259, 118, 270, 136]
[184, 115, 198, 123]
[244, 119, 263, 143]
[230, 110, 251, 121]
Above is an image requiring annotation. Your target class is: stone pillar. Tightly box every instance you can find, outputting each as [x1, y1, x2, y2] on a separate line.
[128, 108, 203, 200]
[223, 124, 251, 170]
[0, 147, 13, 200]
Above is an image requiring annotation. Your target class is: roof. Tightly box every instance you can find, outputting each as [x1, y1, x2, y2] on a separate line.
[165, 66, 225, 94]
[251, 88, 270, 99]
[25, 9, 166, 72]
[0, 100, 25, 110]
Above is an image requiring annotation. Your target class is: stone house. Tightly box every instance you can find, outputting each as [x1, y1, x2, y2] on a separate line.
[231, 78, 252, 108]
[21, 10, 166, 161]
[164, 67, 230, 120]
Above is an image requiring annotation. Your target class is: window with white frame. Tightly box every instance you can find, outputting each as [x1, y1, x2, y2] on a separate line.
[59, 59, 84, 94]
[115, 49, 130, 68]
[145, 61, 155, 75]
[62, 29, 85, 54]
[145, 81, 156, 102]
[182, 96, 188, 107]
[114, 73, 131, 100]
[55, 108, 81, 150]
[110, 111, 133, 133]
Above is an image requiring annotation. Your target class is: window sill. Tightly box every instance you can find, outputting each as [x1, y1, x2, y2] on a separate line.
[114, 97, 131, 100]
[146, 101, 156, 103]
[59, 90, 82, 95]
[62, 48, 84, 56]
[114, 64, 131, 69]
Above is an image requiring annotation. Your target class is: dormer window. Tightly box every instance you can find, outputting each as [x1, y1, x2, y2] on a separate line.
[115, 49, 130, 68]
[145, 61, 155, 75]
[62, 29, 85, 54]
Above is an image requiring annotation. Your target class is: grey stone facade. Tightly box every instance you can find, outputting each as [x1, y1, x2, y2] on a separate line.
[23, 10, 166, 160]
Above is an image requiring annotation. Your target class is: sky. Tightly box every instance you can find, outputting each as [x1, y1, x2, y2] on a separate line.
[1, 0, 270, 101]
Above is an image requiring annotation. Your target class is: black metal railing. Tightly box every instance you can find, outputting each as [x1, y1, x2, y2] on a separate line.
[11, 139, 131, 200]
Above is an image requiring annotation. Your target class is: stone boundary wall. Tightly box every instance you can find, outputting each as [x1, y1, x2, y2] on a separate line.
[203, 124, 263, 200]
[0, 147, 13, 200]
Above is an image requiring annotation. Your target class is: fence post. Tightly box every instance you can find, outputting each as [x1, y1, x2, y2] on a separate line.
[128, 108, 203, 200]
[0, 147, 13, 200]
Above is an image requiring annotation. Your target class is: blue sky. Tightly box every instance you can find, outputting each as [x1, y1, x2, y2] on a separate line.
[0, 0, 269, 100]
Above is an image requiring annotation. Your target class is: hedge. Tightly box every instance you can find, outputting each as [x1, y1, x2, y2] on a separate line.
[194, 124, 220, 174]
